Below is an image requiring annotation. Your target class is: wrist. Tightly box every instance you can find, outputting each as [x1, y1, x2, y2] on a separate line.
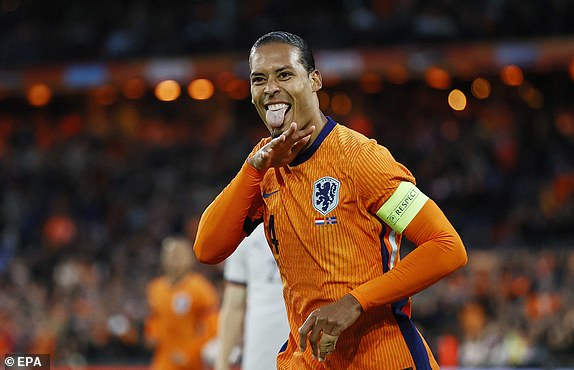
[246, 156, 267, 174]
[343, 293, 364, 313]
[247, 156, 260, 170]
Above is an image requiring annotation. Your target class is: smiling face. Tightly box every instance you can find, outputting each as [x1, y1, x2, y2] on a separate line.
[249, 42, 323, 138]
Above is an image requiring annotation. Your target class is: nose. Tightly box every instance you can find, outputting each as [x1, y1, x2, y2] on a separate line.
[264, 79, 280, 95]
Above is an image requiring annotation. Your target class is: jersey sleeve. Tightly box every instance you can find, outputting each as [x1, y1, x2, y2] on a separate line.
[194, 139, 269, 264]
[350, 199, 468, 310]
[354, 140, 427, 233]
[350, 140, 467, 310]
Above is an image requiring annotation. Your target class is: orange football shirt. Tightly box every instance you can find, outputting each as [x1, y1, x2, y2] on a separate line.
[195, 116, 466, 369]
[146, 273, 218, 370]
[246, 117, 438, 369]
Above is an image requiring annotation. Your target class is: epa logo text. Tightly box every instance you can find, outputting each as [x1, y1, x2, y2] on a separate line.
[4, 354, 50, 369]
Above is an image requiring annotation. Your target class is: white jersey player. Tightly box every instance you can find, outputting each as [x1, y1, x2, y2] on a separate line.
[214, 223, 289, 370]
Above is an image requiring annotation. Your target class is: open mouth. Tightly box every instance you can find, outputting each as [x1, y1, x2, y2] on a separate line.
[265, 103, 291, 128]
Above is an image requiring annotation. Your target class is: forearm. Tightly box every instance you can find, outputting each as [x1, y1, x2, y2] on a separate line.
[194, 161, 264, 264]
[351, 200, 467, 310]
[215, 285, 246, 370]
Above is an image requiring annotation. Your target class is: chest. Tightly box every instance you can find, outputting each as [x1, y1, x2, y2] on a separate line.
[261, 162, 356, 222]
[155, 285, 196, 317]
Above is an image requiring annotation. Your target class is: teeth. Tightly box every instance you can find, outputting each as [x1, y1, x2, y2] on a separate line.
[267, 103, 289, 111]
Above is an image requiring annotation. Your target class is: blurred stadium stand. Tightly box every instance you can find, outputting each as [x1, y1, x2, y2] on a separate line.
[1, 0, 573, 368]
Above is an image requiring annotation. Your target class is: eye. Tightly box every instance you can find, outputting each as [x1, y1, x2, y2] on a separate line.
[251, 76, 265, 85]
[278, 71, 292, 80]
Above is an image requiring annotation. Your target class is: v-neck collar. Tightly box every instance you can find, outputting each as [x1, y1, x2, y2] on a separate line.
[289, 116, 337, 167]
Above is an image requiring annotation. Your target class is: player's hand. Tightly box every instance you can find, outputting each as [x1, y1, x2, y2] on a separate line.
[248, 122, 315, 171]
[298, 294, 363, 362]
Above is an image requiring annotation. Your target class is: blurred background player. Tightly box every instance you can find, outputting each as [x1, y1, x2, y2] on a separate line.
[145, 237, 219, 370]
[214, 223, 289, 370]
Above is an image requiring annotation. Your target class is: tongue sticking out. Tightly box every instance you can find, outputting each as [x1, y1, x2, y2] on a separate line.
[266, 106, 289, 128]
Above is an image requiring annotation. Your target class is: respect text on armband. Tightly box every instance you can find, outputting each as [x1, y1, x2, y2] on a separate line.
[388, 188, 418, 224]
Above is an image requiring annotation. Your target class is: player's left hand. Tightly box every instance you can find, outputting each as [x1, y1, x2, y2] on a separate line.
[298, 294, 363, 362]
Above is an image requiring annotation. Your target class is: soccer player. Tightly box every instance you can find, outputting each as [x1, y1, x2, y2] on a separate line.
[215, 223, 289, 370]
[146, 237, 219, 370]
[194, 31, 468, 369]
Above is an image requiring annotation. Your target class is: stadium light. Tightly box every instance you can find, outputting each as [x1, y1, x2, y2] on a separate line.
[155, 80, 181, 102]
[448, 89, 467, 111]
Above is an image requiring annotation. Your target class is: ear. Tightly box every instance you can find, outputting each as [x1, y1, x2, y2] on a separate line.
[309, 70, 322, 92]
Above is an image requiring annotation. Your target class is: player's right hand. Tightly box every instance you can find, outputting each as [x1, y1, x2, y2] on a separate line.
[298, 294, 363, 362]
[248, 122, 315, 171]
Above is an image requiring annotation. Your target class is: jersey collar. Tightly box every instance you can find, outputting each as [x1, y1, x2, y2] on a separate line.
[289, 116, 337, 167]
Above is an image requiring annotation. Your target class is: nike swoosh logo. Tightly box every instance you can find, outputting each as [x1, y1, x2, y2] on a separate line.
[262, 190, 280, 199]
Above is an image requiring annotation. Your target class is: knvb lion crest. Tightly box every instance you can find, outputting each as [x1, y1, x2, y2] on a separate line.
[313, 176, 340, 215]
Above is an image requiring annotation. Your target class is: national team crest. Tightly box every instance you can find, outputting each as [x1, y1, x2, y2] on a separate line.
[313, 176, 340, 215]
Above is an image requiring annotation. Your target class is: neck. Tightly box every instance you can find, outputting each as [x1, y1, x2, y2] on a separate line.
[167, 272, 187, 285]
[301, 112, 328, 152]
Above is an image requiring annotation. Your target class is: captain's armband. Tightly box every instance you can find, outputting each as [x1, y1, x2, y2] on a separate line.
[376, 182, 429, 233]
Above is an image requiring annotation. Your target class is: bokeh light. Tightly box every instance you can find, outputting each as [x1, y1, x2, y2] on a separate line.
[500, 65, 524, 86]
[359, 73, 383, 94]
[317, 91, 330, 111]
[518, 85, 544, 109]
[227, 79, 250, 100]
[471, 78, 491, 99]
[331, 93, 352, 115]
[386, 64, 409, 84]
[188, 79, 214, 100]
[154, 80, 181, 102]
[425, 67, 451, 90]
[216, 71, 236, 92]
[27, 83, 52, 107]
[555, 112, 574, 138]
[448, 89, 467, 111]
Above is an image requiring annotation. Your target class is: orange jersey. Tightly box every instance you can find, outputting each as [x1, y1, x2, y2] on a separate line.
[146, 273, 218, 370]
[248, 118, 436, 369]
[195, 116, 467, 369]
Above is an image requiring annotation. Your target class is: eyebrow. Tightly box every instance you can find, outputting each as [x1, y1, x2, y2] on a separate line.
[250, 65, 292, 78]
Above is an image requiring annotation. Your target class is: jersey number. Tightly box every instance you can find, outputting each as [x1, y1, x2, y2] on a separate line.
[268, 215, 280, 254]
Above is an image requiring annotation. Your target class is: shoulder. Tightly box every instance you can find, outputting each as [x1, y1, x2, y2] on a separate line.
[188, 272, 211, 286]
[147, 277, 166, 296]
[324, 123, 398, 173]
[329, 123, 376, 154]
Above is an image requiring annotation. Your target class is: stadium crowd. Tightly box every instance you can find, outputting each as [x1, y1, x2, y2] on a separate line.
[1, 0, 574, 66]
[1, 0, 574, 367]
[0, 68, 573, 366]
